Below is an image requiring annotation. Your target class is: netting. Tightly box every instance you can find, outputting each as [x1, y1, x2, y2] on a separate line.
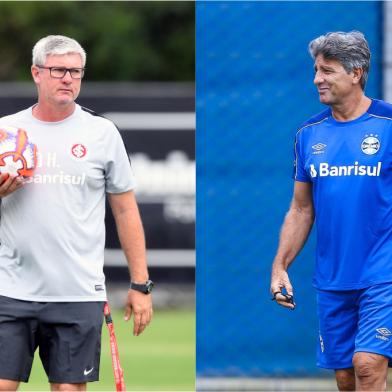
[196, 1, 382, 376]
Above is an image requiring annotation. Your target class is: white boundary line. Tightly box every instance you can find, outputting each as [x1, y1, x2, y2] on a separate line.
[104, 249, 195, 267]
[103, 112, 195, 130]
[196, 377, 337, 391]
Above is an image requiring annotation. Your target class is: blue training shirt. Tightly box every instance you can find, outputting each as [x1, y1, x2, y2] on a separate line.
[294, 98, 392, 290]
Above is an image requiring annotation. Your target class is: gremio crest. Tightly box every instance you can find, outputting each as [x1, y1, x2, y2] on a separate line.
[361, 134, 380, 155]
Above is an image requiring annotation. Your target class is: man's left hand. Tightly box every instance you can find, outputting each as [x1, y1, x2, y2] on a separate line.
[124, 289, 153, 336]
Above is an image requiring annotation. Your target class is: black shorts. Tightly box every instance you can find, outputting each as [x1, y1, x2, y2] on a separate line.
[0, 295, 104, 383]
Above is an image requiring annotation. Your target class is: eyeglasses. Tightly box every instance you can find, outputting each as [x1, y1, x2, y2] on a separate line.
[37, 66, 85, 79]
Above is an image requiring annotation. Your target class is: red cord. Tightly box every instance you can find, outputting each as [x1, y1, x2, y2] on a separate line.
[104, 302, 126, 392]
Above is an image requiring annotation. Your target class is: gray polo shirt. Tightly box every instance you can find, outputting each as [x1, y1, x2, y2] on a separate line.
[0, 104, 135, 301]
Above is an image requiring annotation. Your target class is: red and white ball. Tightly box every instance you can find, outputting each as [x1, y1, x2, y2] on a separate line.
[0, 126, 37, 178]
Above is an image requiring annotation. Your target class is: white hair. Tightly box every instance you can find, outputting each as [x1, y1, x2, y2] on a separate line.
[32, 35, 86, 67]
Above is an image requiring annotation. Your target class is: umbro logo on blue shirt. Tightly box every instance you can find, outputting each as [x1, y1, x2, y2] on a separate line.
[312, 143, 327, 154]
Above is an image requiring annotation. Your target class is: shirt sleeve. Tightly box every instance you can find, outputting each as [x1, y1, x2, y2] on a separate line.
[292, 130, 311, 182]
[104, 123, 136, 193]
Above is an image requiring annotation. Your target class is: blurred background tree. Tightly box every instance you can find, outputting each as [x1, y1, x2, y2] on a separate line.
[0, 1, 194, 81]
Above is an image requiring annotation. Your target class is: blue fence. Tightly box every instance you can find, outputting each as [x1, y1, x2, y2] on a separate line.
[196, 1, 382, 376]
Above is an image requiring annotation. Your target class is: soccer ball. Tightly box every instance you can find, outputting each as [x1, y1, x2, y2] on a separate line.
[0, 126, 37, 177]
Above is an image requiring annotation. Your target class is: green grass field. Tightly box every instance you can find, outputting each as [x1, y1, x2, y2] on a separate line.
[20, 309, 195, 391]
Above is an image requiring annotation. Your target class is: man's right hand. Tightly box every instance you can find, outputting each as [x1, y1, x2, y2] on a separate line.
[270, 268, 296, 309]
[269, 182, 314, 311]
[0, 174, 24, 198]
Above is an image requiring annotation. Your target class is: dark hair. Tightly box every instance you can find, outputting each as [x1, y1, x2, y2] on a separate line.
[309, 31, 370, 90]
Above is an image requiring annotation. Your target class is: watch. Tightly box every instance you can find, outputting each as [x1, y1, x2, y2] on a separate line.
[130, 279, 154, 294]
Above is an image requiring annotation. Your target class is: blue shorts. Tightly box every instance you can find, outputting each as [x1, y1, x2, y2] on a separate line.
[317, 282, 392, 369]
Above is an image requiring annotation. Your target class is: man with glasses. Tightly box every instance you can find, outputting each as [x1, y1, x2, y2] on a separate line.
[0, 35, 153, 390]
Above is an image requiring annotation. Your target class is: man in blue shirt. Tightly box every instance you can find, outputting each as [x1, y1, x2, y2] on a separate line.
[271, 31, 392, 391]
